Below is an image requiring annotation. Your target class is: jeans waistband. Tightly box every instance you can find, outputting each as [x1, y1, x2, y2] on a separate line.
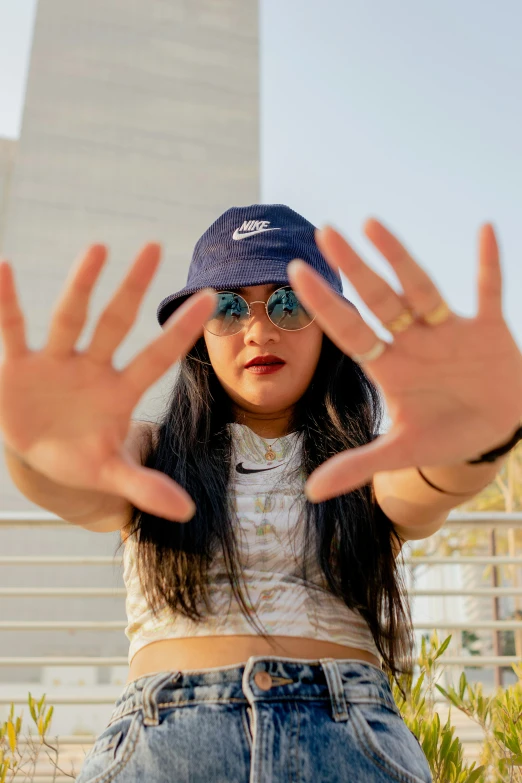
[108, 657, 399, 728]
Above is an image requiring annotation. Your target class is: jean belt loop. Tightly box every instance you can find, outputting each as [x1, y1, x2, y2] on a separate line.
[141, 671, 181, 727]
[320, 658, 349, 723]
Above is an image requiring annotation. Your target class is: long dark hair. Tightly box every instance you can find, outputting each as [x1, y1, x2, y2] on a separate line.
[116, 332, 414, 687]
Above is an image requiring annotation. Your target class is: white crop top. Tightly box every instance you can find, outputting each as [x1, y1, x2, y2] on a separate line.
[123, 422, 382, 665]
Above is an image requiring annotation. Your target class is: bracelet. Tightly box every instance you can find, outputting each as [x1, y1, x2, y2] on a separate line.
[416, 419, 522, 495]
[416, 466, 477, 496]
[466, 422, 522, 464]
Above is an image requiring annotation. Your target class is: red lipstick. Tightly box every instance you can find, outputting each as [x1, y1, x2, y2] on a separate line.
[244, 354, 286, 374]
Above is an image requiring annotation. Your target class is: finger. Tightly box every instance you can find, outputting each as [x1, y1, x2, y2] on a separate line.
[122, 288, 216, 400]
[0, 260, 29, 359]
[99, 452, 196, 522]
[477, 223, 503, 321]
[313, 225, 409, 327]
[86, 243, 162, 364]
[287, 258, 386, 362]
[304, 426, 410, 502]
[46, 245, 108, 358]
[362, 219, 447, 317]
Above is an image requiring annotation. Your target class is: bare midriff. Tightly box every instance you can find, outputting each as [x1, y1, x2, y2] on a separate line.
[126, 635, 381, 684]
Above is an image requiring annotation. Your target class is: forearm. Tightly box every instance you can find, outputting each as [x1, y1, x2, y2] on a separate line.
[373, 454, 507, 532]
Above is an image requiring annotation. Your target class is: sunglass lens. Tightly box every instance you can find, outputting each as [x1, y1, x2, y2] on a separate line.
[206, 292, 248, 335]
[267, 287, 313, 330]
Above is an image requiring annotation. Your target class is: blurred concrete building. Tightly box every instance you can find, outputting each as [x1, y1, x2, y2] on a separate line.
[0, 0, 259, 739]
[0, 138, 16, 246]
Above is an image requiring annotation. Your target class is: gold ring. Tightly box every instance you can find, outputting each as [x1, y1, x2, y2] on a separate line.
[351, 338, 387, 364]
[383, 309, 416, 334]
[422, 300, 452, 326]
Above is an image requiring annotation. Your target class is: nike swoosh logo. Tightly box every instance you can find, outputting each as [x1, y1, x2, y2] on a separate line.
[232, 228, 282, 241]
[236, 462, 280, 474]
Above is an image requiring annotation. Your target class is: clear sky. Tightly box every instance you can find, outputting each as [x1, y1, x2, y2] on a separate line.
[1, 0, 521, 344]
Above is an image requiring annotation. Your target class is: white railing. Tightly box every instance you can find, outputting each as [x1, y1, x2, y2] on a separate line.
[0, 509, 521, 776]
[1, 509, 521, 684]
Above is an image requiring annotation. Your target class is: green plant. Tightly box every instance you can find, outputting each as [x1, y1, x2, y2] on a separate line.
[0, 692, 74, 782]
[390, 632, 486, 782]
[391, 630, 522, 782]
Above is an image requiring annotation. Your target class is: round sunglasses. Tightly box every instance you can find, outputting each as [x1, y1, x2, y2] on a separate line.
[204, 286, 316, 337]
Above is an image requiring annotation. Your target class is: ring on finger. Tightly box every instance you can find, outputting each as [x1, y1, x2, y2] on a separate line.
[351, 338, 387, 364]
[421, 300, 452, 326]
[383, 308, 416, 335]
[351, 299, 452, 365]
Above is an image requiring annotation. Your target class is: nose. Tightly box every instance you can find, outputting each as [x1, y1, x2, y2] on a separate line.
[243, 300, 280, 344]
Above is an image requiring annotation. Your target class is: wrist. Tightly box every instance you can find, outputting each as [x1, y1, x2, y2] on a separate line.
[417, 418, 522, 497]
[418, 454, 508, 497]
[465, 419, 522, 465]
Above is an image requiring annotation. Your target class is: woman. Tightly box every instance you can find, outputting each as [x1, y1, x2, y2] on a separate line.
[1, 203, 522, 782]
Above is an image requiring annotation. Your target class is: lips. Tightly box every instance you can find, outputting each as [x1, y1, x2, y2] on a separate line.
[244, 354, 286, 368]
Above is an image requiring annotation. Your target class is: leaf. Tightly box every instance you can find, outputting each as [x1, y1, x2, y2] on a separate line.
[464, 765, 486, 783]
[440, 728, 453, 759]
[6, 722, 15, 754]
[435, 634, 452, 659]
[43, 707, 54, 734]
[27, 694, 37, 723]
[459, 672, 467, 700]
[436, 683, 462, 710]
[412, 671, 425, 702]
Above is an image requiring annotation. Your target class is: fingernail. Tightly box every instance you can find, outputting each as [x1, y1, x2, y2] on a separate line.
[181, 502, 196, 522]
[304, 483, 322, 503]
[287, 259, 306, 273]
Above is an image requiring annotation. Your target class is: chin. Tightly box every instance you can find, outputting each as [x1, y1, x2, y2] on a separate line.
[249, 396, 297, 412]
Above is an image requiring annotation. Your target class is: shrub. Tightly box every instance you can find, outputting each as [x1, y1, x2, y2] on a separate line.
[391, 630, 522, 782]
[0, 693, 67, 782]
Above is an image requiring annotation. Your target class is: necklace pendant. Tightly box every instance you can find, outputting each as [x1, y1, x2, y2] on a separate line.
[265, 447, 276, 461]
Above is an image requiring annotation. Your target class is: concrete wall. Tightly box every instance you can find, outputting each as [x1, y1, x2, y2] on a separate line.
[0, 138, 17, 248]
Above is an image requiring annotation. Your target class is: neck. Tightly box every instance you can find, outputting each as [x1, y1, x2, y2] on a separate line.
[232, 407, 293, 439]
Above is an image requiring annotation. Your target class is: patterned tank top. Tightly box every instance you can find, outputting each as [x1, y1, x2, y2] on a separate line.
[122, 422, 381, 665]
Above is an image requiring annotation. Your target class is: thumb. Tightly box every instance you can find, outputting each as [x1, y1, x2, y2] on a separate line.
[305, 426, 409, 502]
[99, 451, 196, 523]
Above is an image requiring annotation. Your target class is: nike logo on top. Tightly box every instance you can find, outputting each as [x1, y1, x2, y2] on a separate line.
[235, 462, 280, 474]
[232, 220, 282, 240]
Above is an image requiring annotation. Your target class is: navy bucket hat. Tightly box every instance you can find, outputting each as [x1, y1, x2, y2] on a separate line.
[156, 203, 350, 328]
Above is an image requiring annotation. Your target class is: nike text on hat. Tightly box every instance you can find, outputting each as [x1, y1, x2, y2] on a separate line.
[156, 203, 352, 328]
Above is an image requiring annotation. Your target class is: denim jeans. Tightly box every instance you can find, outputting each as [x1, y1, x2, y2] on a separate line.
[75, 656, 432, 783]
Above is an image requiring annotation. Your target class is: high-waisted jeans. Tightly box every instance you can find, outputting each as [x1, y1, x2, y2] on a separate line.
[75, 656, 432, 783]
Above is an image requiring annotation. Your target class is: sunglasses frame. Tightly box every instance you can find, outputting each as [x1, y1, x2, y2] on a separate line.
[204, 285, 317, 337]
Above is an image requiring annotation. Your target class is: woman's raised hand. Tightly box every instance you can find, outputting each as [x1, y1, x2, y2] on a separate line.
[287, 220, 522, 501]
[0, 243, 216, 522]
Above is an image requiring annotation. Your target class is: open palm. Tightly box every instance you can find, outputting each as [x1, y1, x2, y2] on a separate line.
[287, 219, 522, 500]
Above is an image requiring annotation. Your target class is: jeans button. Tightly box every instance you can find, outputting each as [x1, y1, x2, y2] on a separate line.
[254, 671, 273, 690]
